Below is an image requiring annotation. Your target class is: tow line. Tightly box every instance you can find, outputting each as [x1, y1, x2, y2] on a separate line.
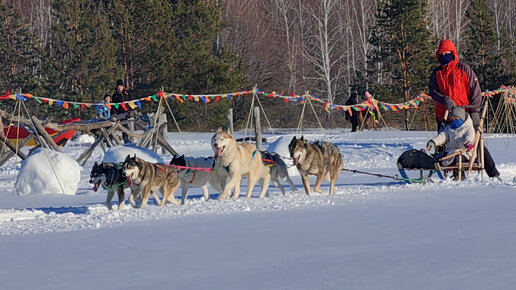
[341, 168, 427, 184]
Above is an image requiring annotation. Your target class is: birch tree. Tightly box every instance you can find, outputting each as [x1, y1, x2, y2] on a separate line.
[349, 0, 376, 92]
[301, 0, 344, 115]
[269, 0, 299, 92]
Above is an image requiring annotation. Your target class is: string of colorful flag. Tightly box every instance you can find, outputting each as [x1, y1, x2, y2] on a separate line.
[260, 90, 430, 115]
[0, 85, 514, 113]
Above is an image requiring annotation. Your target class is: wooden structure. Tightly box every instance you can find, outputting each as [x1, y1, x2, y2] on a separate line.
[0, 106, 178, 167]
[487, 90, 516, 134]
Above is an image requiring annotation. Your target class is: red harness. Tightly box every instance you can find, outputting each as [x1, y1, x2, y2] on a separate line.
[262, 158, 278, 166]
[154, 164, 167, 173]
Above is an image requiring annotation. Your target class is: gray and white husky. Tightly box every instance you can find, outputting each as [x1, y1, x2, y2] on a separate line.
[261, 151, 296, 195]
[169, 155, 224, 205]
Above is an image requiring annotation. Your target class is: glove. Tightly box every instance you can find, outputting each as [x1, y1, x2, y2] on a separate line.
[426, 140, 436, 153]
[465, 143, 474, 151]
[470, 112, 480, 129]
[444, 98, 456, 110]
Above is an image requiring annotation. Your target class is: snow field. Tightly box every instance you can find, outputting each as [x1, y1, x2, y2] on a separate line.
[1, 129, 516, 289]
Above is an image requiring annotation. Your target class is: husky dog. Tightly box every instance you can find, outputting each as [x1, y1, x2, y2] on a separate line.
[211, 128, 270, 199]
[123, 155, 181, 207]
[260, 151, 296, 195]
[89, 161, 152, 210]
[288, 136, 342, 195]
[169, 155, 224, 205]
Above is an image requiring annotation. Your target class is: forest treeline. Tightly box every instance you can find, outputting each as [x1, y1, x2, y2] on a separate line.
[0, 0, 515, 130]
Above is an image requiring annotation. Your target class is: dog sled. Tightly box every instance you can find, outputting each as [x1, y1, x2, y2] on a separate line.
[3, 118, 79, 147]
[397, 102, 488, 183]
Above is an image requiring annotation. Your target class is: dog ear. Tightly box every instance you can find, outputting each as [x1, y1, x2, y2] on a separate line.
[300, 135, 304, 141]
[94, 161, 98, 167]
[125, 155, 130, 162]
[217, 127, 223, 133]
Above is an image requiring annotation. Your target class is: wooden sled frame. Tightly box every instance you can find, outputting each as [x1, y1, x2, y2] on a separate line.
[438, 101, 488, 180]
[397, 100, 488, 183]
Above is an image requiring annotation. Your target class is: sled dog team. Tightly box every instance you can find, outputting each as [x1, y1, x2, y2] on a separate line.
[90, 128, 342, 210]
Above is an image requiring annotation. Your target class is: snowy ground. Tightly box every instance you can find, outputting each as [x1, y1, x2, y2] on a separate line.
[1, 129, 516, 289]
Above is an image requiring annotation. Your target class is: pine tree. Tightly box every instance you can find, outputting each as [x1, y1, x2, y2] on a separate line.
[42, 0, 121, 119]
[166, 0, 244, 129]
[369, 0, 434, 130]
[108, 0, 245, 130]
[0, 3, 39, 93]
[463, 0, 511, 90]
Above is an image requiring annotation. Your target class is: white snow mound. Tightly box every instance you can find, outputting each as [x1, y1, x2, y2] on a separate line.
[266, 136, 298, 176]
[15, 148, 81, 195]
[74, 134, 95, 144]
[103, 145, 164, 164]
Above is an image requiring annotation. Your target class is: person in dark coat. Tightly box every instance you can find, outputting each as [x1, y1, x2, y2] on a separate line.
[345, 92, 359, 132]
[112, 79, 132, 143]
[111, 79, 131, 116]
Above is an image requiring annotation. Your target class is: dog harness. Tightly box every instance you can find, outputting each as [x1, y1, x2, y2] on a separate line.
[102, 181, 126, 190]
[186, 169, 197, 184]
[102, 163, 126, 190]
[154, 164, 167, 173]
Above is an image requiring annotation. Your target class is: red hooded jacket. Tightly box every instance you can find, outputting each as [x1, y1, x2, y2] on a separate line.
[428, 40, 482, 121]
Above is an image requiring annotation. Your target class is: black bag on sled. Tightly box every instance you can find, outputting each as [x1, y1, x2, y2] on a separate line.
[397, 149, 438, 170]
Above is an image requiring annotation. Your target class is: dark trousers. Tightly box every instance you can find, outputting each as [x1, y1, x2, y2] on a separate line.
[482, 146, 499, 177]
[350, 115, 358, 132]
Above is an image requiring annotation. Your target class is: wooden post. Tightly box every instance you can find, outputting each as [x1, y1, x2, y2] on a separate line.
[101, 128, 115, 147]
[160, 114, 167, 154]
[227, 108, 234, 135]
[76, 134, 105, 166]
[31, 116, 60, 151]
[157, 135, 179, 156]
[106, 123, 123, 146]
[253, 106, 262, 151]
[468, 101, 489, 174]
[136, 130, 153, 147]
[128, 118, 135, 143]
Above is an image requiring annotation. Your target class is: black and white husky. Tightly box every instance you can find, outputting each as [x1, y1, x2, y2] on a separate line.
[89, 162, 144, 210]
[169, 155, 224, 205]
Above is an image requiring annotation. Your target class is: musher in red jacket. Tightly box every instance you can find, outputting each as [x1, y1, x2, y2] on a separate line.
[429, 39, 482, 129]
[428, 39, 500, 179]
